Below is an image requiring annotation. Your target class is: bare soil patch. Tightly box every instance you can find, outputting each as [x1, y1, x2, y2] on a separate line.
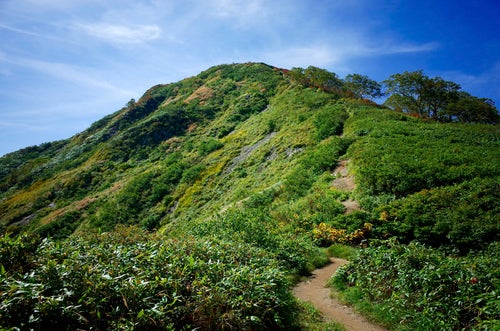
[332, 160, 356, 192]
[331, 160, 361, 214]
[342, 198, 361, 215]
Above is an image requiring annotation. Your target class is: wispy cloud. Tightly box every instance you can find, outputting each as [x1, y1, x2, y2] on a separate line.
[376, 42, 440, 55]
[261, 44, 343, 69]
[12, 0, 100, 11]
[436, 61, 500, 100]
[259, 38, 439, 71]
[0, 119, 40, 130]
[4, 55, 133, 97]
[208, 0, 266, 18]
[74, 22, 161, 44]
[0, 23, 44, 38]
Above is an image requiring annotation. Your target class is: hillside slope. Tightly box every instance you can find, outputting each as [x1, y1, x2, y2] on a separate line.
[1, 63, 287, 234]
[0, 63, 359, 238]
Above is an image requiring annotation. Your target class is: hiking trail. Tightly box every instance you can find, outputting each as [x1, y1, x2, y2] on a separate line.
[293, 159, 385, 330]
[331, 160, 360, 214]
[293, 258, 386, 331]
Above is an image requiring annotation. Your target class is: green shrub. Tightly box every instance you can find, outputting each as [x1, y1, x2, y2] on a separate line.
[313, 103, 349, 140]
[347, 110, 499, 197]
[332, 240, 500, 330]
[0, 229, 300, 330]
[375, 177, 500, 253]
[181, 164, 205, 184]
[190, 208, 328, 275]
[35, 211, 82, 240]
[0, 232, 41, 275]
[197, 138, 224, 156]
[284, 137, 353, 199]
[273, 189, 346, 232]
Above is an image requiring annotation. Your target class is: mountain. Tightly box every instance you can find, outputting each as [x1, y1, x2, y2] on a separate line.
[0, 63, 358, 237]
[0, 63, 498, 330]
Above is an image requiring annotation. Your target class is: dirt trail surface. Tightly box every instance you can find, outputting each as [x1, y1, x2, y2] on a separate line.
[332, 160, 356, 191]
[332, 160, 361, 214]
[293, 258, 386, 331]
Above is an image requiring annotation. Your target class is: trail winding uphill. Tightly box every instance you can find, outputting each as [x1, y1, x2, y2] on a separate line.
[293, 258, 386, 331]
[295, 157, 385, 330]
[331, 160, 360, 214]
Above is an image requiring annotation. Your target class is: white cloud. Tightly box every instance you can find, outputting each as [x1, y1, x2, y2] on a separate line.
[75, 22, 161, 44]
[11, 0, 99, 10]
[184, 0, 287, 30]
[259, 37, 439, 71]
[435, 62, 500, 102]
[0, 119, 40, 130]
[0, 23, 44, 38]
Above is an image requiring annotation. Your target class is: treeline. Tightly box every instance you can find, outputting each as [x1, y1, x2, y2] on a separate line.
[287, 66, 499, 124]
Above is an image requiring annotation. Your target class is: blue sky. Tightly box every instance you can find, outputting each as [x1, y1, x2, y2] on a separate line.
[1, 0, 499, 156]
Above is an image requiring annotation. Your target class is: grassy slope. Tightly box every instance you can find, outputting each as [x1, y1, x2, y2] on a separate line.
[0, 63, 353, 239]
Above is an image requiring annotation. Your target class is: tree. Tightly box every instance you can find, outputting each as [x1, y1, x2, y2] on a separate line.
[288, 67, 309, 86]
[384, 71, 461, 119]
[421, 77, 461, 119]
[445, 92, 500, 124]
[304, 66, 344, 92]
[384, 70, 427, 115]
[126, 98, 136, 108]
[288, 66, 344, 93]
[344, 73, 384, 99]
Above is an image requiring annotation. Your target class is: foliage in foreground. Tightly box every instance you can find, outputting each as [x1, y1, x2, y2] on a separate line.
[332, 240, 500, 331]
[0, 229, 299, 331]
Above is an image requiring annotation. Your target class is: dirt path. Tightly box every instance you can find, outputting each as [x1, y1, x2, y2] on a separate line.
[341, 198, 360, 215]
[295, 158, 382, 329]
[332, 160, 361, 214]
[293, 258, 386, 331]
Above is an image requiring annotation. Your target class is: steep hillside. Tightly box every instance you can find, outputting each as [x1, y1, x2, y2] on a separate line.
[0, 63, 287, 234]
[0, 63, 359, 240]
[0, 63, 498, 330]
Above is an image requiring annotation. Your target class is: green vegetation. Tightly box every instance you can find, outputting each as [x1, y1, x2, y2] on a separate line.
[331, 108, 499, 330]
[0, 229, 298, 330]
[384, 70, 499, 123]
[344, 73, 383, 99]
[332, 241, 499, 330]
[342, 108, 500, 252]
[0, 62, 498, 330]
[376, 178, 499, 253]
